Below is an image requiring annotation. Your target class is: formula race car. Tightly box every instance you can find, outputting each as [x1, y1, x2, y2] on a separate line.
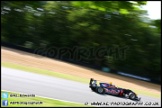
[89, 78, 141, 101]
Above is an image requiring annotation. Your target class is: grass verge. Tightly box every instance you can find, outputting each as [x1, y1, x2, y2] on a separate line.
[1, 90, 88, 107]
[2, 62, 160, 99]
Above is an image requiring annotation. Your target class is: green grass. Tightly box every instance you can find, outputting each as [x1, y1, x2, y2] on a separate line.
[1, 90, 89, 107]
[2, 62, 161, 99]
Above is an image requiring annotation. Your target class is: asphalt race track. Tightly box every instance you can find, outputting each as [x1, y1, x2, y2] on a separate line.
[2, 67, 161, 107]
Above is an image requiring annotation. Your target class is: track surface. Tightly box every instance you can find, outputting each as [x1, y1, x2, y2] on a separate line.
[1, 67, 161, 107]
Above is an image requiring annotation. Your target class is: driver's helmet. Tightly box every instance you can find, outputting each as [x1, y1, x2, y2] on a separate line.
[109, 82, 112, 85]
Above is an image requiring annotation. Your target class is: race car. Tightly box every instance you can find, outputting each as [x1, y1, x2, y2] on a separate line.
[89, 78, 141, 101]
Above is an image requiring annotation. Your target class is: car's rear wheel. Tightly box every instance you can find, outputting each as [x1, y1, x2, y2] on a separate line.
[97, 87, 104, 94]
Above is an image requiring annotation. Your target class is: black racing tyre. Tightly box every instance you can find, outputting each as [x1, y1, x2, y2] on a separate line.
[96, 87, 105, 94]
[129, 92, 136, 100]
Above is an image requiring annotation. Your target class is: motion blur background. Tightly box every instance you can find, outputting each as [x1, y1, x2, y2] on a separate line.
[1, 1, 161, 84]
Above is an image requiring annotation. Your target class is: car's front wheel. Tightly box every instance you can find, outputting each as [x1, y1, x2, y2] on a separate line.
[129, 92, 136, 100]
[96, 87, 105, 94]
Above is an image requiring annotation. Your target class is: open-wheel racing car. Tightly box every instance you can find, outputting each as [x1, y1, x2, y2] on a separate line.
[89, 78, 141, 101]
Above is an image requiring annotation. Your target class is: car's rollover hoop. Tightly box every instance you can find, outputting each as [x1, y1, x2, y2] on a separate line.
[89, 78, 141, 101]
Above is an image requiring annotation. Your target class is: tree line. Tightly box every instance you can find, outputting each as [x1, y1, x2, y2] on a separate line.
[1, 1, 161, 82]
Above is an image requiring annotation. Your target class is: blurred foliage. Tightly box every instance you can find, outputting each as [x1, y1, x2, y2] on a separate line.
[1, 1, 161, 80]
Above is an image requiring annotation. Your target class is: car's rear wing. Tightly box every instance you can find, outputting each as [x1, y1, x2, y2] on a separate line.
[89, 78, 107, 84]
[89, 78, 97, 88]
[89, 78, 102, 86]
[89, 78, 94, 85]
